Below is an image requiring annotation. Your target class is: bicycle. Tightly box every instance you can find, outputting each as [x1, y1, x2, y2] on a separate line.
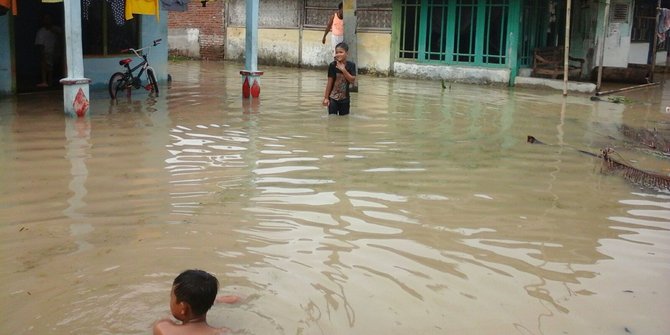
[108, 39, 162, 99]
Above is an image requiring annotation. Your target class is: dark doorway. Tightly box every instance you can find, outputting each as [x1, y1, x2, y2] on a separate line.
[14, 0, 64, 93]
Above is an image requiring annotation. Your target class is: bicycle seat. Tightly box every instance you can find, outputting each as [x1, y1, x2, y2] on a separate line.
[119, 58, 132, 66]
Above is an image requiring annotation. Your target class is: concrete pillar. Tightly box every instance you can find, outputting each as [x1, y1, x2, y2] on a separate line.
[343, 0, 357, 91]
[60, 0, 91, 117]
[343, 0, 357, 62]
[241, 0, 263, 98]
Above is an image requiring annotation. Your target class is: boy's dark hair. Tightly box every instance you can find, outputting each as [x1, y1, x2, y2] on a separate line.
[335, 42, 349, 52]
[173, 269, 219, 316]
[338, 2, 343, 9]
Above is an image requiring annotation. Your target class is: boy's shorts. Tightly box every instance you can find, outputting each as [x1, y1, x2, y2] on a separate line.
[331, 35, 344, 52]
[328, 98, 350, 115]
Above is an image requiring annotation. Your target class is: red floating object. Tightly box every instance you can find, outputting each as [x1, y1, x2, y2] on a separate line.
[242, 76, 250, 98]
[73, 88, 89, 117]
[250, 78, 260, 98]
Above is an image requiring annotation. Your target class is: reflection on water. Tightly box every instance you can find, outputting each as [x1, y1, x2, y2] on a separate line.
[64, 118, 93, 252]
[1, 62, 669, 335]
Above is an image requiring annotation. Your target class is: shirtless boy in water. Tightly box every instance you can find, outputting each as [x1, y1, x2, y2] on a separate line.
[153, 269, 240, 335]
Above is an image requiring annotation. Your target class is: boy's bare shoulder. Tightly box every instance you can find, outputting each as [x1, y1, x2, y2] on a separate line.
[152, 319, 177, 335]
[153, 319, 229, 335]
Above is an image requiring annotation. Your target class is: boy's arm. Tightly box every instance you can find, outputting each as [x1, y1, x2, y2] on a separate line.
[216, 295, 241, 304]
[322, 14, 334, 44]
[323, 77, 334, 105]
[336, 62, 356, 84]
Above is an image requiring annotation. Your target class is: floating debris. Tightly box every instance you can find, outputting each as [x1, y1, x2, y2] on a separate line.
[619, 124, 670, 156]
[601, 148, 670, 190]
[527, 135, 670, 191]
[607, 96, 633, 104]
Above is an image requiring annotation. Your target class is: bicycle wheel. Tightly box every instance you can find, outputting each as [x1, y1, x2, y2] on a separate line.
[108, 72, 128, 99]
[146, 68, 159, 97]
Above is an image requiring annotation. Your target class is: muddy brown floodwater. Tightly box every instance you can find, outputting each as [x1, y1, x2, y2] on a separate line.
[1, 61, 669, 335]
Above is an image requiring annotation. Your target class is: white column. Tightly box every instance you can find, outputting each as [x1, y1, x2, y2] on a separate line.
[343, 0, 357, 62]
[343, 0, 357, 91]
[562, 0, 572, 96]
[241, 0, 263, 98]
[245, 0, 259, 72]
[60, 0, 91, 117]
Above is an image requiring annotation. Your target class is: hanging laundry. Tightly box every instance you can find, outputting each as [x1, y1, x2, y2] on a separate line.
[108, 0, 126, 26]
[82, 0, 90, 20]
[657, 8, 670, 43]
[83, 0, 126, 26]
[125, 0, 160, 21]
[160, 0, 189, 12]
[0, 0, 17, 15]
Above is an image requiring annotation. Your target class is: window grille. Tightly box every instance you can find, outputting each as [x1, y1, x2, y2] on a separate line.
[398, 0, 510, 66]
[518, 0, 548, 67]
[610, 3, 629, 23]
[399, 0, 421, 59]
[228, 0, 300, 28]
[82, 0, 139, 56]
[304, 0, 391, 32]
[631, 1, 655, 42]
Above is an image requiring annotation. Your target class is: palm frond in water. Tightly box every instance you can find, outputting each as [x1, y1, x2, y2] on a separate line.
[600, 148, 670, 191]
[527, 135, 670, 191]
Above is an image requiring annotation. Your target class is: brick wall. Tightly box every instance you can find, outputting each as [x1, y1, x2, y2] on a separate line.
[168, 0, 225, 60]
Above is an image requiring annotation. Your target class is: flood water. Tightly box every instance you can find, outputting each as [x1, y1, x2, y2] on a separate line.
[1, 61, 669, 335]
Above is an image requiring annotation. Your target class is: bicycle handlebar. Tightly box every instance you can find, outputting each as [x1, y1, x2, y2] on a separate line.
[121, 39, 161, 57]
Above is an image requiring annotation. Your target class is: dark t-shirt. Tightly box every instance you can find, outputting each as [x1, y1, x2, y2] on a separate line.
[327, 60, 356, 101]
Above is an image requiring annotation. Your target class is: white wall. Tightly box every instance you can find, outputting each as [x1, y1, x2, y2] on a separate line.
[596, 0, 635, 68]
[393, 62, 510, 84]
[628, 42, 668, 65]
[225, 27, 392, 74]
[168, 28, 201, 58]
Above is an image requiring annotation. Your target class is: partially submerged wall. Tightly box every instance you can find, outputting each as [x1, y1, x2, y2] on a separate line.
[224, 0, 392, 73]
[168, 1, 225, 60]
[225, 27, 392, 74]
[393, 62, 510, 85]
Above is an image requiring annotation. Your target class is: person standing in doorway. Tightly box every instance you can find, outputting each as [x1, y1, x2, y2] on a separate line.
[35, 13, 61, 88]
[321, 2, 344, 51]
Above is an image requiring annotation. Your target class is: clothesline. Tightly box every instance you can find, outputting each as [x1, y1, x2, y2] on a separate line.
[0, 0, 190, 20]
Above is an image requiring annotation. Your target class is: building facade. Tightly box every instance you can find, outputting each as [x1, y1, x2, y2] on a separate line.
[222, 0, 393, 73]
[0, 0, 168, 96]
[168, 0, 226, 60]
[214, 0, 665, 87]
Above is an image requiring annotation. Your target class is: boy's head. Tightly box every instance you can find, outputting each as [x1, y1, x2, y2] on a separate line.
[171, 269, 219, 318]
[334, 42, 349, 61]
[335, 42, 349, 52]
[338, 2, 343, 10]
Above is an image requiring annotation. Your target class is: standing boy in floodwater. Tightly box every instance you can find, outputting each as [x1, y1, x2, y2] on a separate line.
[321, 2, 344, 52]
[322, 42, 356, 116]
[153, 269, 240, 335]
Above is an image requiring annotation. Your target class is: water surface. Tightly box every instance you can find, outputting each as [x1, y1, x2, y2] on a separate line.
[1, 61, 669, 335]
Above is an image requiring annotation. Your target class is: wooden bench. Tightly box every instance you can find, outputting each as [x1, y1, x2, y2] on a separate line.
[532, 47, 585, 79]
